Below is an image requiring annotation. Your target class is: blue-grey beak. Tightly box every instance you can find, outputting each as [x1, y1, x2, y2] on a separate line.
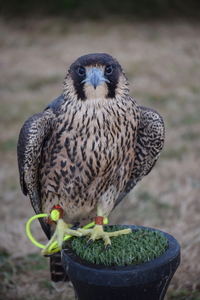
[82, 67, 109, 89]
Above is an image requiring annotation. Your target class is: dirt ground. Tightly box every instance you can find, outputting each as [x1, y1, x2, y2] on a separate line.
[0, 18, 200, 300]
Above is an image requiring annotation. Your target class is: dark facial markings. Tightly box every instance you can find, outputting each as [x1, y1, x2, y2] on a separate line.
[105, 65, 113, 75]
[70, 65, 87, 101]
[69, 53, 122, 101]
[78, 66, 86, 76]
[104, 64, 120, 99]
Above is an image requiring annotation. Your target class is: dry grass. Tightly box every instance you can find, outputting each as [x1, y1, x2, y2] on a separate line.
[0, 18, 200, 300]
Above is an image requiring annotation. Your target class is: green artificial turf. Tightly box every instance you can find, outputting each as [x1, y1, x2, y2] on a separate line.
[70, 226, 168, 266]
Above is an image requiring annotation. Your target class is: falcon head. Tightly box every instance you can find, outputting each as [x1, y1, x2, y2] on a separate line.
[63, 53, 129, 102]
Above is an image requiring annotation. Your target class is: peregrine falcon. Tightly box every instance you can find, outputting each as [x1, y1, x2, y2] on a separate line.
[17, 53, 165, 290]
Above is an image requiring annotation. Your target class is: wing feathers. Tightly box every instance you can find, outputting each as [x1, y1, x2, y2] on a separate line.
[114, 105, 165, 208]
[17, 109, 53, 238]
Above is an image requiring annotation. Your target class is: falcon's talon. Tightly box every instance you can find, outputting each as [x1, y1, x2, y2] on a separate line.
[85, 239, 94, 248]
[41, 219, 84, 256]
[77, 221, 131, 249]
[105, 244, 111, 251]
[70, 226, 79, 231]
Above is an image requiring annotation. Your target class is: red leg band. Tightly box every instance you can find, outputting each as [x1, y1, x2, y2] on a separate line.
[95, 216, 104, 225]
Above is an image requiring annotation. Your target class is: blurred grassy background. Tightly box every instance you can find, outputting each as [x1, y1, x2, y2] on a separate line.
[0, 0, 200, 19]
[0, 2, 200, 299]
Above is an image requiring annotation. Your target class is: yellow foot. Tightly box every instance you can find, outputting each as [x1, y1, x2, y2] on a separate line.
[77, 225, 131, 250]
[41, 219, 83, 255]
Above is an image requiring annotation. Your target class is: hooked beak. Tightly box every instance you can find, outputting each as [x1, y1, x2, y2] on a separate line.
[82, 67, 109, 89]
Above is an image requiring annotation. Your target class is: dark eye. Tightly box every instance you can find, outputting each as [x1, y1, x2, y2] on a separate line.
[78, 66, 85, 76]
[105, 65, 113, 75]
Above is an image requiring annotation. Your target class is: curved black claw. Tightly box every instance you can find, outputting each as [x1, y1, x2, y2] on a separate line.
[85, 239, 94, 248]
[71, 222, 80, 230]
[105, 244, 111, 251]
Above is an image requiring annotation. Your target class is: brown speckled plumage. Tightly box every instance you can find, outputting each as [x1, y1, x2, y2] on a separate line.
[17, 53, 165, 289]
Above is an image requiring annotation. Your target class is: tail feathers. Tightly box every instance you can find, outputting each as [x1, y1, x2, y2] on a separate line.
[50, 251, 69, 291]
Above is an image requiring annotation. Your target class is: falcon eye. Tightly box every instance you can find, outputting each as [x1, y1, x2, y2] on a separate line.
[78, 66, 86, 76]
[105, 65, 113, 75]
